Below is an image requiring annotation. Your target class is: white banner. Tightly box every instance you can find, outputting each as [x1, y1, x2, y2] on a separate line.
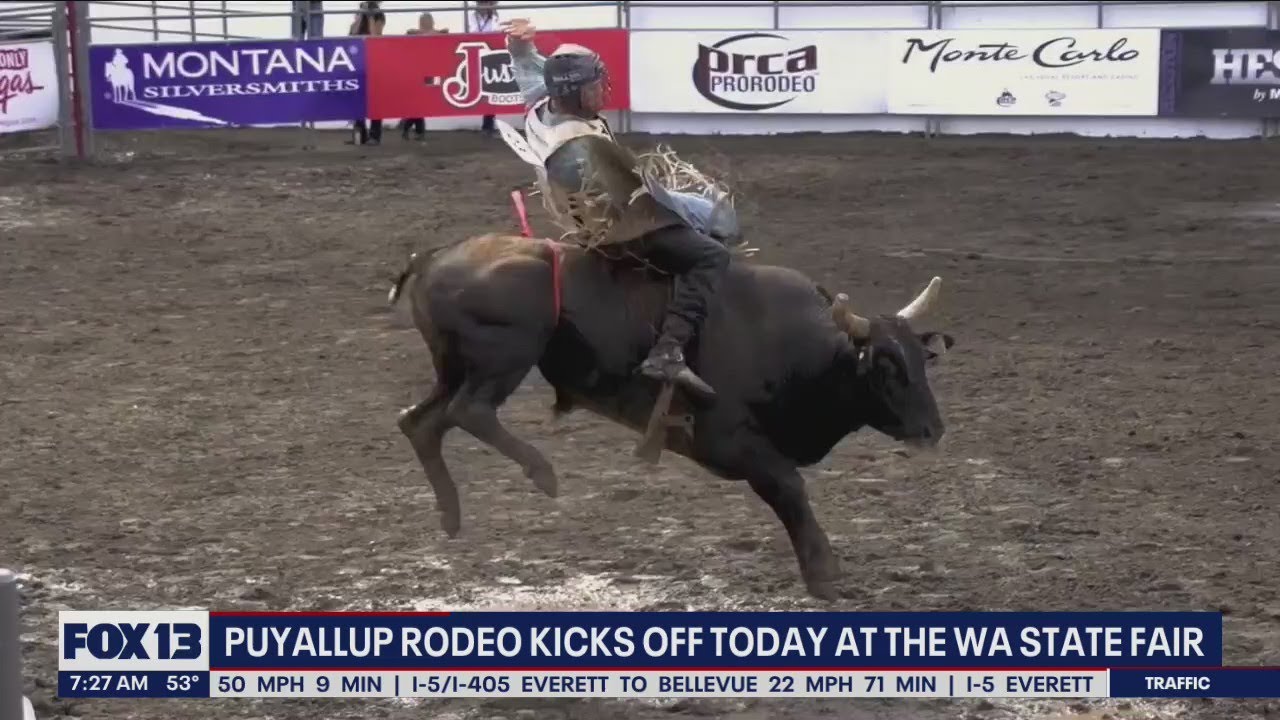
[0, 39, 60, 133]
[630, 31, 888, 114]
[885, 29, 1162, 116]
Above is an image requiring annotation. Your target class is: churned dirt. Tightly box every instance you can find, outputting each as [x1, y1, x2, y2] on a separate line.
[1, 127, 1278, 720]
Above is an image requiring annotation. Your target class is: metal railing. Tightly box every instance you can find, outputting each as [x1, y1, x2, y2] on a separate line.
[0, 3, 55, 40]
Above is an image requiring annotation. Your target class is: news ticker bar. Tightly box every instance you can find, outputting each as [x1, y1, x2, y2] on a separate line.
[57, 669, 1280, 699]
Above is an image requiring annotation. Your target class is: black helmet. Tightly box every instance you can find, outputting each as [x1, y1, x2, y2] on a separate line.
[543, 47, 606, 99]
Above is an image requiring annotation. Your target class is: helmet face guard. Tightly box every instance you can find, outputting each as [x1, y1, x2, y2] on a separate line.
[543, 50, 610, 115]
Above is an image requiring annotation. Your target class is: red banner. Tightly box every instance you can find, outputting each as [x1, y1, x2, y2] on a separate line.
[365, 29, 630, 120]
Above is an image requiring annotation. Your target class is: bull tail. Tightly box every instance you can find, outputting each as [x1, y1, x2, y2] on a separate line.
[386, 242, 456, 305]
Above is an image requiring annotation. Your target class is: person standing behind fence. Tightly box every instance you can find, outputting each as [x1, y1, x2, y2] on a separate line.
[474, 0, 499, 136]
[400, 13, 449, 141]
[348, 1, 386, 146]
[291, 0, 325, 130]
[291, 0, 324, 40]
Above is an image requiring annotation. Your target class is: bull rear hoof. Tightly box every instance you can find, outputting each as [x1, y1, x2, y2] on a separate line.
[440, 511, 461, 539]
[529, 465, 559, 498]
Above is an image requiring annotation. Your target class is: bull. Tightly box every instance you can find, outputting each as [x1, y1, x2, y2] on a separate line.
[387, 232, 955, 600]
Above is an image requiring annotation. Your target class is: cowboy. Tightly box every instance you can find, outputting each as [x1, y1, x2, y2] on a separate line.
[502, 18, 735, 399]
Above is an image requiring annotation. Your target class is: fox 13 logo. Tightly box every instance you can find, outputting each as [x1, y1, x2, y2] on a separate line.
[60, 611, 209, 670]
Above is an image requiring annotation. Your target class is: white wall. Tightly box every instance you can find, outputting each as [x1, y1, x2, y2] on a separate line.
[79, 0, 1277, 139]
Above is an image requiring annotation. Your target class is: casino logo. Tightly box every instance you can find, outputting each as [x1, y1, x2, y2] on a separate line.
[442, 42, 522, 109]
[0, 46, 46, 116]
[692, 32, 818, 111]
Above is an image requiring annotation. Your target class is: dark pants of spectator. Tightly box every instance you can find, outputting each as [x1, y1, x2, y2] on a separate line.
[355, 119, 382, 144]
[291, 4, 324, 39]
[402, 118, 425, 138]
[481, 114, 495, 134]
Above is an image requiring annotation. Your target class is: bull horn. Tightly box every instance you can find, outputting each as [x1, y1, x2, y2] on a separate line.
[897, 276, 942, 322]
[833, 293, 871, 340]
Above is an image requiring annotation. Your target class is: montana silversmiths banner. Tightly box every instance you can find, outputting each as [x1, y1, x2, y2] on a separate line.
[0, 40, 60, 133]
[629, 30, 888, 113]
[885, 29, 1161, 116]
[1159, 29, 1280, 117]
[88, 39, 367, 130]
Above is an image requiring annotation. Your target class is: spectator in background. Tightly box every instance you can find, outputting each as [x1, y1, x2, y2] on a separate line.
[348, 1, 386, 145]
[291, 0, 324, 40]
[473, 0, 499, 136]
[292, 1, 324, 129]
[400, 13, 449, 141]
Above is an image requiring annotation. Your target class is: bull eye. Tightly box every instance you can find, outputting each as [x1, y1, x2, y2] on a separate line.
[876, 354, 906, 385]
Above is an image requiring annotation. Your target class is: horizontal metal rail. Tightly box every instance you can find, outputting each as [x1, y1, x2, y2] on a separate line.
[89, 1, 620, 23]
[88, 20, 256, 41]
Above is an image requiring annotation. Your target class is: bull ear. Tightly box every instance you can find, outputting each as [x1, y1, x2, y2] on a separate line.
[920, 332, 954, 360]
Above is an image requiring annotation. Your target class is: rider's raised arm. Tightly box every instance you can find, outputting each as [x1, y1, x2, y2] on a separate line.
[506, 33, 548, 107]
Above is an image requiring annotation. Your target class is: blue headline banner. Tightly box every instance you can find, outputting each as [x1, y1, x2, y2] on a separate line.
[208, 611, 1222, 670]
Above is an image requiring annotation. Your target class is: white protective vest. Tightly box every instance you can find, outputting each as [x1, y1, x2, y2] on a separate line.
[522, 97, 615, 163]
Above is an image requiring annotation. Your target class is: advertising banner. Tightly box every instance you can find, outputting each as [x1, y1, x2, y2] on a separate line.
[0, 40, 60, 133]
[365, 30, 630, 119]
[885, 29, 1162, 116]
[88, 39, 368, 130]
[1159, 29, 1280, 117]
[629, 30, 888, 114]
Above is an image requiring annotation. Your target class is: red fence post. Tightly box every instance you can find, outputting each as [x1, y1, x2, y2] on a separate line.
[64, 0, 86, 160]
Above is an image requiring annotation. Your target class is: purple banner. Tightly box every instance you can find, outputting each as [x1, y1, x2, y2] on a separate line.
[88, 39, 367, 130]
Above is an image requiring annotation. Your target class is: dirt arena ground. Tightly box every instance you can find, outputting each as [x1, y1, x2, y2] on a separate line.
[2, 127, 1278, 720]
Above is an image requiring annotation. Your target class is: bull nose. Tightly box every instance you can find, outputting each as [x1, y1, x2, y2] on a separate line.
[906, 424, 944, 449]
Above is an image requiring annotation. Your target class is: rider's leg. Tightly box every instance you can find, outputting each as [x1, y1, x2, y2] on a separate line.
[634, 224, 730, 391]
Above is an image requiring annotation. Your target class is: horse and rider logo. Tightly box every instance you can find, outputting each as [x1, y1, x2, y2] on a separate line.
[101, 48, 227, 125]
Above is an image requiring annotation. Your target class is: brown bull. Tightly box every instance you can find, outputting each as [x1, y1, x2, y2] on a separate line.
[387, 233, 954, 600]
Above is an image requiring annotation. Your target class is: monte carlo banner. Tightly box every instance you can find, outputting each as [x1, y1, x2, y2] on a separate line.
[885, 29, 1162, 116]
[1159, 28, 1280, 117]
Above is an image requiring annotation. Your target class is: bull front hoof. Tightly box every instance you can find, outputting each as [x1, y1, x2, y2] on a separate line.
[440, 511, 461, 539]
[805, 578, 839, 602]
[804, 556, 841, 601]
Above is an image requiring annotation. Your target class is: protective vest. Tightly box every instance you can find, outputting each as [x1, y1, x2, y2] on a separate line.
[502, 99, 738, 247]
[522, 97, 615, 162]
